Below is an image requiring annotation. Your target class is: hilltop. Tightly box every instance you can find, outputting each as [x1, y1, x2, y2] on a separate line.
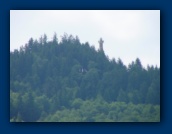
[10, 33, 160, 122]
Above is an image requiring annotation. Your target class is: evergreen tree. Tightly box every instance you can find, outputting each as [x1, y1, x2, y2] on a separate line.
[10, 33, 160, 122]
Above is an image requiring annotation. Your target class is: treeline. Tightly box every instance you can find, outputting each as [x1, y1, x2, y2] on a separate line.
[10, 33, 160, 122]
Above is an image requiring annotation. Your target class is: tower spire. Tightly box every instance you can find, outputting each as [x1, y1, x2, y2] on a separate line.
[98, 38, 104, 51]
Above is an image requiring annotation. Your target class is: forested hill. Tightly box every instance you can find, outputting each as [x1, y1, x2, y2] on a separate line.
[10, 33, 160, 122]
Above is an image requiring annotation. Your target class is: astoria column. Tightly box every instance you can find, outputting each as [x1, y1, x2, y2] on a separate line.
[98, 38, 104, 51]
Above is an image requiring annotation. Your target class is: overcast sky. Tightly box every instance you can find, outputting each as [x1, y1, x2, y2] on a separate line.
[10, 10, 160, 68]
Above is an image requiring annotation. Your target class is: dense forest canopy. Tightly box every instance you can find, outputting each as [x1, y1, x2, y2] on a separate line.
[10, 33, 160, 122]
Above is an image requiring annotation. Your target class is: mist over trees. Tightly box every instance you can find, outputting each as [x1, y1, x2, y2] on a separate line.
[10, 33, 160, 122]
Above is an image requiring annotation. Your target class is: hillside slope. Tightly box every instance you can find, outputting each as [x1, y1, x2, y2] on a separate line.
[10, 34, 160, 122]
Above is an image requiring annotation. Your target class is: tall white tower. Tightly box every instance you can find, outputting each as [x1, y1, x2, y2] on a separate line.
[98, 38, 104, 51]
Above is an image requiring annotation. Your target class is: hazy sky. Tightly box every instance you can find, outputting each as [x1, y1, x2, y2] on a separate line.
[10, 10, 160, 68]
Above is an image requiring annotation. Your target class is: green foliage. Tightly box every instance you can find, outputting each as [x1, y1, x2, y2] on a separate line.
[41, 100, 160, 122]
[10, 33, 160, 122]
